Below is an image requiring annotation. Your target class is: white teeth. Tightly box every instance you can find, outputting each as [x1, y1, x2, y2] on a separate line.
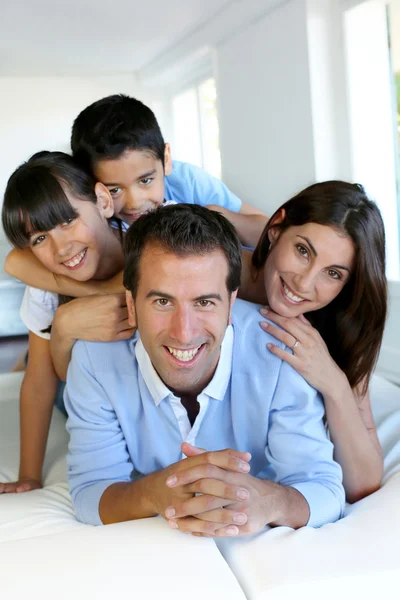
[63, 249, 87, 267]
[167, 346, 201, 362]
[283, 282, 304, 303]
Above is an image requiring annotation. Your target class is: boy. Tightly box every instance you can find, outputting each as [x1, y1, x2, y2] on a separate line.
[71, 94, 267, 248]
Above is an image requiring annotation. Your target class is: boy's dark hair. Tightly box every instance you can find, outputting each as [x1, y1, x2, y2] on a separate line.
[71, 94, 165, 173]
[2, 151, 98, 249]
[123, 204, 242, 298]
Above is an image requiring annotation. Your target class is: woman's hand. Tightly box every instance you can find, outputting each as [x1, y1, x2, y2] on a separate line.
[260, 307, 346, 396]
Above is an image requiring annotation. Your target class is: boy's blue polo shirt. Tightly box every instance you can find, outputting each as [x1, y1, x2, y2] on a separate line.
[164, 161, 242, 212]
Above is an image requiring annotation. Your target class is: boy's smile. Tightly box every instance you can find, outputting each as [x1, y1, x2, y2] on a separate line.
[94, 147, 172, 226]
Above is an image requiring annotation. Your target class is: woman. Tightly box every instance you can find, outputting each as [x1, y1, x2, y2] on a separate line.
[240, 181, 387, 503]
[0, 151, 133, 494]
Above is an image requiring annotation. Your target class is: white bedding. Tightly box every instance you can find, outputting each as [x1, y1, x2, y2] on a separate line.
[0, 371, 399, 599]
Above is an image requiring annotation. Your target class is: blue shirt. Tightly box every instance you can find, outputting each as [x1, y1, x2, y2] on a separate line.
[65, 299, 344, 528]
[164, 161, 242, 212]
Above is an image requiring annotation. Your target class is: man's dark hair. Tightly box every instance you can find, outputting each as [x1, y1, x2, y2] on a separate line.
[123, 204, 242, 297]
[71, 94, 165, 173]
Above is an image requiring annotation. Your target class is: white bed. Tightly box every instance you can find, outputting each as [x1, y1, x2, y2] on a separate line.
[1, 371, 399, 599]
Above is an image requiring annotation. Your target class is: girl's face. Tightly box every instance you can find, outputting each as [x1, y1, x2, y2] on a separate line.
[263, 222, 355, 317]
[28, 185, 120, 281]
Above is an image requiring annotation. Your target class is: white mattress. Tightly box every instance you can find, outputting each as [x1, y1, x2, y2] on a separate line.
[1, 371, 399, 599]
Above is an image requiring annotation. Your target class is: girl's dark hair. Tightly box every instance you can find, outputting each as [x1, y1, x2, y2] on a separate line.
[253, 180, 387, 393]
[2, 151, 98, 249]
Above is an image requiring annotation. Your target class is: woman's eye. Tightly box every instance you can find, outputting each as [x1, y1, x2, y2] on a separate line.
[109, 187, 121, 195]
[327, 269, 341, 280]
[295, 244, 308, 257]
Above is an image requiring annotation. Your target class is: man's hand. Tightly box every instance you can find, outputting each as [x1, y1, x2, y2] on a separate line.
[0, 478, 42, 494]
[164, 444, 309, 536]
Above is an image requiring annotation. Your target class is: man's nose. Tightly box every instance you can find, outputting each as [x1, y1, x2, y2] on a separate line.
[169, 307, 198, 346]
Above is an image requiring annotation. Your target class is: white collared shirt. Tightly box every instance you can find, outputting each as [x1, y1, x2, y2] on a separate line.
[135, 325, 234, 447]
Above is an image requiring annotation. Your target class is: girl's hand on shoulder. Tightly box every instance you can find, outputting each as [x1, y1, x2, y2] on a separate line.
[259, 307, 344, 395]
[0, 478, 42, 494]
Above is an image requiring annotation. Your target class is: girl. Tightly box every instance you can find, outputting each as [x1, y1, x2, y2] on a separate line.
[240, 181, 387, 503]
[0, 151, 134, 494]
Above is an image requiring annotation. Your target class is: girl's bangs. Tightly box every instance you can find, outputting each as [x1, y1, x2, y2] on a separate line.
[6, 172, 79, 248]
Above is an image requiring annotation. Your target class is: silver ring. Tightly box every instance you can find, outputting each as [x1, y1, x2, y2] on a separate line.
[291, 340, 299, 351]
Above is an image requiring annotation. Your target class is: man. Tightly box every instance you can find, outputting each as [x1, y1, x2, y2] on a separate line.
[65, 204, 344, 536]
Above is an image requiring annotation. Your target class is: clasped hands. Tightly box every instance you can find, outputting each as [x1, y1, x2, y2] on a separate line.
[155, 442, 283, 538]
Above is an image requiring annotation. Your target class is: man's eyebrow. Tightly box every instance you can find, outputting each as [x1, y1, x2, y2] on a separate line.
[103, 169, 156, 187]
[297, 235, 351, 272]
[145, 291, 223, 301]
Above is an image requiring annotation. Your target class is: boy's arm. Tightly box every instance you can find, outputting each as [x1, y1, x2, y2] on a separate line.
[5, 248, 124, 296]
[0, 332, 58, 493]
[50, 294, 135, 380]
[208, 204, 268, 248]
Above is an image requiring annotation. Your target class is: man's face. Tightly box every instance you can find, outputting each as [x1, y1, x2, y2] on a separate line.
[126, 243, 237, 397]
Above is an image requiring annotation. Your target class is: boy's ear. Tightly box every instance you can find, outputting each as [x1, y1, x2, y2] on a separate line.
[125, 290, 137, 328]
[164, 143, 173, 176]
[95, 183, 114, 218]
[267, 208, 286, 245]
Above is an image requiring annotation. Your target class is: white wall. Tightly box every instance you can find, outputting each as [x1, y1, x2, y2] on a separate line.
[0, 73, 140, 237]
[216, 0, 315, 216]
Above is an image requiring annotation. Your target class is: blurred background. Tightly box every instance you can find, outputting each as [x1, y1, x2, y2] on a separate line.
[0, 0, 399, 382]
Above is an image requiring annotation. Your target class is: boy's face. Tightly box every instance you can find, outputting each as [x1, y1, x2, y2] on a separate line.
[94, 146, 172, 226]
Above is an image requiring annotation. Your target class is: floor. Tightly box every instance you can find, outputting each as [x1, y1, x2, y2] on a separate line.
[0, 335, 28, 374]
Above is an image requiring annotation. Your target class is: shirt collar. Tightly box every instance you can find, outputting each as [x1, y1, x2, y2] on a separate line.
[135, 325, 234, 406]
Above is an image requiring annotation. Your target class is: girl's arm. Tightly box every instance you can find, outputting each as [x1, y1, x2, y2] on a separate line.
[207, 205, 268, 249]
[5, 248, 124, 296]
[0, 332, 58, 493]
[50, 294, 135, 381]
[259, 310, 383, 503]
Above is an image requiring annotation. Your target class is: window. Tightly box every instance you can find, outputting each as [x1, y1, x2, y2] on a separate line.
[172, 78, 221, 179]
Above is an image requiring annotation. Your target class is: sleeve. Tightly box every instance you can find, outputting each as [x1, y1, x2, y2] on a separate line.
[64, 341, 134, 525]
[19, 286, 59, 339]
[168, 162, 242, 212]
[265, 359, 345, 528]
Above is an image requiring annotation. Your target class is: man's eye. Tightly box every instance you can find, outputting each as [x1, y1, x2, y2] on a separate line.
[295, 244, 308, 257]
[198, 300, 212, 308]
[109, 187, 121, 195]
[140, 178, 152, 185]
[156, 298, 170, 306]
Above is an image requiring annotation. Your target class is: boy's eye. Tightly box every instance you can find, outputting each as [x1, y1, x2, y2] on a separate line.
[140, 178, 153, 185]
[295, 243, 309, 257]
[108, 187, 122, 195]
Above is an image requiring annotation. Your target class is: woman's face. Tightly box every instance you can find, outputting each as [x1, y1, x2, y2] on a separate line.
[28, 187, 118, 281]
[263, 222, 355, 317]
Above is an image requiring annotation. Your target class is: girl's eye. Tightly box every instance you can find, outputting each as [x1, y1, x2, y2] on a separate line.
[327, 269, 342, 280]
[62, 218, 75, 226]
[32, 234, 46, 246]
[295, 244, 308, 257]
[109, 187, 121, 195]
[140, 178, 153, 185]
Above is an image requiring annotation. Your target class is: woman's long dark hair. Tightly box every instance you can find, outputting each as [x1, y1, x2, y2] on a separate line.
[253, 181, 387, 394]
